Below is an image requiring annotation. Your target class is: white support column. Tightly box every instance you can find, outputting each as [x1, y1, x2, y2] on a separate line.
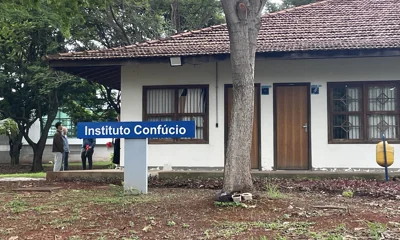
[124, 138, 148, 194]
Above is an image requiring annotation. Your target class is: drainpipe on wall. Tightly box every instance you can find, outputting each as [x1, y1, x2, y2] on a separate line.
[215, 61, 219, 128]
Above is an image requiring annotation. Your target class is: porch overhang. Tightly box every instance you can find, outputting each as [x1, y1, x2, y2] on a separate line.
[49, 60, 123, 90]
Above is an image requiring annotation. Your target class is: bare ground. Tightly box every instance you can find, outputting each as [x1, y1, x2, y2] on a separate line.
[0, 180, 399, 240]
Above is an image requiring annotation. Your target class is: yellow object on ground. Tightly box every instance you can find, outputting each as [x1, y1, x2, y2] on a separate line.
[376, 141, 394, 167]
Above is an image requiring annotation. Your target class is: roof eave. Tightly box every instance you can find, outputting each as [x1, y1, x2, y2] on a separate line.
[47, 47, 400, 64]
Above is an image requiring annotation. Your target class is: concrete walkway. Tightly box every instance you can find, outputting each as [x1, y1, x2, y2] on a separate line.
[46, 169, 161, 181]
[45, 169, 400, 182]
[0, 177, 45, 182]
[157, 170, 400, 180]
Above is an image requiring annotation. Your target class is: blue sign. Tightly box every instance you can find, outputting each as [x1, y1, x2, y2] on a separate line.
[261, 85, 271, 95]
[311, 85, 321, 95]
[77, 121, 196, 139]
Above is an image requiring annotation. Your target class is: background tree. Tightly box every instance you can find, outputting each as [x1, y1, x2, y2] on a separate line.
[264, 0, 315, 13]
[0, 118, 20, 165]
[0, 2, 98, 171]
[0, 81, 23, 166]
[61, 82, 118, 127]
[264, 0, 281, 13]
[280, 0, 316, 9]
[66, 0, 225, 114]
[155, 0, 225, 33]
[68, 0, 168, 49]
[220, 0, 267, 193]
[68, 0, 224, 49]
[0, 119, 18, 136]
[66, 0, 168, 114]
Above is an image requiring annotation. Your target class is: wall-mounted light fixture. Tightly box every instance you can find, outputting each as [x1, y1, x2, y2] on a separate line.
[170, 56, 182, 67]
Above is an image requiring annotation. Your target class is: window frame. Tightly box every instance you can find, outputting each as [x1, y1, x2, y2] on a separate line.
[328, 81, 400, 144]
[142, 84, 209, 144]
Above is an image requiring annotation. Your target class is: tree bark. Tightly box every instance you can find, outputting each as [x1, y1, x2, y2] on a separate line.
[220, 0, 266, 193]
[9, 133, 23, 165]
[31, 142, 45, 172]
[18, 92, 59, 172]
[28, 115, 56, 172]
[28, 135, 46, 172]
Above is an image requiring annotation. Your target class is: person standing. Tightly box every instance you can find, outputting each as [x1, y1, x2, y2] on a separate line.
[81, 137, 96, 170]
[112, 114, 121, 169]
[52, 122, 64, 172]
[62, 127, 70, 171]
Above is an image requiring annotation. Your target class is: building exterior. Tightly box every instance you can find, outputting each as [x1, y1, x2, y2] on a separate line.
[46, 0, 400, 170]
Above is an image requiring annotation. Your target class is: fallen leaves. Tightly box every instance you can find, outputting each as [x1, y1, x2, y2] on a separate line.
[142, 225, 152, 232]
[0, 179, 399, 240]
[149, 176, 400, 199]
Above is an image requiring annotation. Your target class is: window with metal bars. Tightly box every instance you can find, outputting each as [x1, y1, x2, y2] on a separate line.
[143, 85, 209, 143]
[44, 111, 76, 138]
[328, 81, 400, 143]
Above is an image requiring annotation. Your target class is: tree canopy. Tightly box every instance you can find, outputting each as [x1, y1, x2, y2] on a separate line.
[0, 0, 115, 169]
[0, 118, 19, 137]
[66, 0, 224, 51]
[264, 0, 315, 13]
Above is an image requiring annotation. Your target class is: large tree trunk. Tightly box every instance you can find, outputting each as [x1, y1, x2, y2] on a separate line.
[221, 0, 266, 193]
[31, 143, 46, 172]
[9, 133, 23, 165]
[29, 118, 54, 172]
[21, 113, 57, 172]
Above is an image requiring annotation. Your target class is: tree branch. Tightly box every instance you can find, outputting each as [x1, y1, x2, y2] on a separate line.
[108, 4, 131, 45]
[20, 120, 36, 148]
[0, 110, 8, 119]
[96, 24, 112, 48]
[99, 85, 120, 114]
[37, 101, 43, 131]
[107, 87, 120, 114]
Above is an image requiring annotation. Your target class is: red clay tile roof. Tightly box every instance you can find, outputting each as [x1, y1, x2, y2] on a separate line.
[47, 0, 400, 61]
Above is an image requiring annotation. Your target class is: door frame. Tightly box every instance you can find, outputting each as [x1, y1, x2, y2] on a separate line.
[273, 82, 312, 170]
[224, 83, 262, 170]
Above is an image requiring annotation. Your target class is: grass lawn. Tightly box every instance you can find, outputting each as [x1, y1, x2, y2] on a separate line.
[0, 161, 112, 178]
[0, 172, 46, 178]
[0, 180, 399, 239]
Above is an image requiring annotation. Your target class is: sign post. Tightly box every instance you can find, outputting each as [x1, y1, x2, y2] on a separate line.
[77, 121, 196, 194]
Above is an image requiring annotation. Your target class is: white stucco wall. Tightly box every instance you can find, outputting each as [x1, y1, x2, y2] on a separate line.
[120, 56, 400, 170]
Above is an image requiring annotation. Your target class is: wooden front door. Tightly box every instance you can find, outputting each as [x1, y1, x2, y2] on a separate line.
[274, 84, 310, 170]
[225, 84, 260, 169]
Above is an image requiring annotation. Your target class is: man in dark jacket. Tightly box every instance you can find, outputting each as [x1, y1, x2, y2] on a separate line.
[81, 137, 96, 170]
[112, 114, 121, 169]
[52, 122, 64, 172]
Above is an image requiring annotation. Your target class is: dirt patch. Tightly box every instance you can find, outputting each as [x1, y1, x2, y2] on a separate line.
[1, 180, 399, 240]
[0, 164, 32, 174]
[149, 176, 400, 199]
